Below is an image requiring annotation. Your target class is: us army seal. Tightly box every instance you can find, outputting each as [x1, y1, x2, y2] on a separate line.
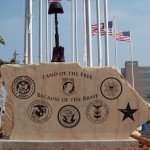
[27, 100, 52, 123]
[12, 76, 35, 99]
[86, 100, 109, 124]
[58, 105, 80, 128]
[100, 77, 122, 100]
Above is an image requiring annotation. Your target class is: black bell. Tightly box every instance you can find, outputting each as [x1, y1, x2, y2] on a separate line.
[48, 2, 64, 14]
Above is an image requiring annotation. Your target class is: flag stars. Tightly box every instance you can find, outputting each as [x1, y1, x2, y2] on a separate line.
[119, 102, 138, 121]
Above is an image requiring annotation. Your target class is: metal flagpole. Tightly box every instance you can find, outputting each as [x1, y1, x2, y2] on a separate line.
[96, 0, 102, 67]
[82, 0, 87, 66]
[129, 29, 134, 88]
[85, 0, 92, 67]
[113, 16, 118, 67]
[46, 0, 49, 62]
[28, 0, 33, 64]
[50, 15, 53, 61]
[71, 0, 75, 62]
[75, 0, 78, 62]
[104, 0, 109, 66]
[24, 0, 28, 64]
[39, 0, 42, 63]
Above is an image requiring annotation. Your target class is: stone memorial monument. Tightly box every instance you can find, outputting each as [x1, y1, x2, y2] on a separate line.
[1, 63, 150, 142]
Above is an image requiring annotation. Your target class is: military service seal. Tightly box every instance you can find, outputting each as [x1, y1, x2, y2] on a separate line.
[27, 100, 52, 123]
[58, 105, 80, 128]
[12, 76, 35, 99]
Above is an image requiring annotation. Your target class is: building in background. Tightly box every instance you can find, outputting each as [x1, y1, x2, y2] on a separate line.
[121, 61, 150, 103]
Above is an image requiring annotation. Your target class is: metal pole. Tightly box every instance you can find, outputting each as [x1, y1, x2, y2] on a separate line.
[104, 0, 109, 66]
[46, 0, 49, 62]
[54, 13, 59, 48]
[82, 0, 87, 66]
[28, 0, 33, 64]
[24, 0, 28, 64]
[96, 0, 102, 67]
[113, 16, 118, 67]
[75, 0, 78, 62]
[50, 15, 53, 60]
[130, 30, 134, 88]
[85, 0, 92, 67]
[39, 0, 42, 63]
[71, 0, 75, 62]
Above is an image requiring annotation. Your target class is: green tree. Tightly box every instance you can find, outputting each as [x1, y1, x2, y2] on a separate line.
[0, 36, 5, 45]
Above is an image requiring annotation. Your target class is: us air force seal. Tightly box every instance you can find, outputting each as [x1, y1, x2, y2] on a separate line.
[27, 100, 52, 123]
[86, 100, 109, 124]
[12, 76, 35, 99]
[58, 105, 80, 128]
[62, 78, 75, 96]
[100, 77, 122, 100]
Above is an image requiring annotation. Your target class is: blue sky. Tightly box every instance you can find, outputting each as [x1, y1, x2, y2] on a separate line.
[0, 0, 150, 69]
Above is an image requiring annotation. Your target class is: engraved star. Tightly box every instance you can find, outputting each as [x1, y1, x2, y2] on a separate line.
[119, 103, 138, 121]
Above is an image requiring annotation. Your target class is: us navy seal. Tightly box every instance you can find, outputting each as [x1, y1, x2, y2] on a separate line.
[58, 105, 80, 128]
[27, 100, 52, 123]
[86, 100, 109, 124]
[12, 76, 35, 99]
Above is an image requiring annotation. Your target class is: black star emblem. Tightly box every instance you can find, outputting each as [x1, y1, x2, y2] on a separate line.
[119, 103, 138, 121]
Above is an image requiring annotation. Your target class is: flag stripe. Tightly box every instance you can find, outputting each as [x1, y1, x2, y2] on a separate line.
[92, 21, 113, 36]
[114, 31, 130, 42]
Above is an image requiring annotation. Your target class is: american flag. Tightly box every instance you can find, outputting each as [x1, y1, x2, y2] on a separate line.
[92, 21, 113, 36]
[114, 31, 130, 42]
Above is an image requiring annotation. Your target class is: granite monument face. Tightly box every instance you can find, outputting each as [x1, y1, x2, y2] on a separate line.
[1, 63, 150, 140]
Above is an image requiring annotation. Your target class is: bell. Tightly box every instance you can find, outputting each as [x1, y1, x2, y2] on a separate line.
[48, 2, 64, 14]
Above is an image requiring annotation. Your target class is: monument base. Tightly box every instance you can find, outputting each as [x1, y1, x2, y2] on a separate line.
[0, 139, 139, 149]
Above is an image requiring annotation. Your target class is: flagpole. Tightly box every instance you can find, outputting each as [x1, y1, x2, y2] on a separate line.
[39, 0, 42, 63]
[71, 0, 75, 62]
[96, 0, 102, 67]
[82, 0, 87, 66]
[85, 0, 92, 67]
[75, 0, 78, 62]
[113, 16, 118, 67]
[130, 29, 134, 88]
[24, 0, 28, 64]
[28, 0, 33, 64]
[104, 0, 109, 66]
[46, 0, 49, 62]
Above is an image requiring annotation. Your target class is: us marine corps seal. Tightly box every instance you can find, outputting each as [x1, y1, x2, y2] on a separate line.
[27, 100, 52, 123]
[12, 76, 35, 99]
[86, 100, 109, 124]
[58, 105, 80, 128]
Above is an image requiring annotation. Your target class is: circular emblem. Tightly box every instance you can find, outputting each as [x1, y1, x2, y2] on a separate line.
[86, 100, 109, 124]
[12, 76, 35, 99]
[27, 100, 52, 123]
[58, 105, 80, 128]
[100, 77, 122, 100]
